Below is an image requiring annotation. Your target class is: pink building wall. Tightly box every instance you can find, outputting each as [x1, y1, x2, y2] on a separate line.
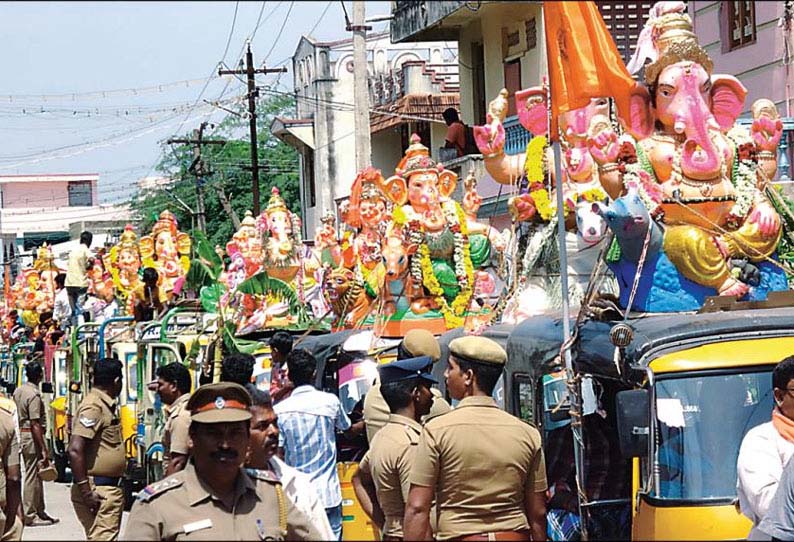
[690, 1, 792, 116]
[2, 182, 70, 208]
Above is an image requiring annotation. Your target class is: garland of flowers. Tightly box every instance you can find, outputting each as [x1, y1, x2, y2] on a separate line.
[725, 126, 762, 228]
[618, 137, 662, 216]
[524, 135, 548, 183]
[394, 202, 474, 327]
[578, 186, 608, 203]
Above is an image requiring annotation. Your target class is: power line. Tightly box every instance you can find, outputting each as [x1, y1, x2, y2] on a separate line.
[262, 1, 295, 63]
[220, 2, 241, 64]
[0, 77, 212, 102]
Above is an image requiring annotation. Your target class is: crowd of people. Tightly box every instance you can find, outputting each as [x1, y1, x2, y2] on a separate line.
[3, 327, 794, 540]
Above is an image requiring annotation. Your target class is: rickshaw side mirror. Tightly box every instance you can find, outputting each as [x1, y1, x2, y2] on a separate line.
[616, 389, 650, 458]
[41, 382, 54, 394]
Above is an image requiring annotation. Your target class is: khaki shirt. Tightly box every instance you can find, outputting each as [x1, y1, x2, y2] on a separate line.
[71, 388, 125, 477]
[362, 414, 422, 538]
[0, 406, 19, 534]
[122, 463, 323, 541]
[164, 393, 191, 457]
[13, 382, 45, 427]
[410, 396, 547, 540]
[363, 379, 450, 443]
[66, 244, 91, 288]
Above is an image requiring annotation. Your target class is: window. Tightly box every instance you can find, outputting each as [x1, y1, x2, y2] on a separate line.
[303, 151, 316, 208]
[512, 373, 536, 424]
[68, 181, 93, 206]
[721, 1, 756, 51]
[596, 2, 654, 65]
[503, 59, 522, 117]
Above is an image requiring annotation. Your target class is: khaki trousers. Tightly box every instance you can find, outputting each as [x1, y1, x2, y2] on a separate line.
[70, 483, 124, 541]
[20, 433, 44, 523]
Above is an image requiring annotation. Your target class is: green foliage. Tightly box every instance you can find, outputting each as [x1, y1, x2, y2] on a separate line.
[131, 92, 300, 248]
[237, 271, 309, 324]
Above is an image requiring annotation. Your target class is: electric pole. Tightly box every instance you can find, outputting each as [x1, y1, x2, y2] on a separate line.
[349, 1, 372, 171]
[167, 121, 225, 233]
[219, 41, 287, 215]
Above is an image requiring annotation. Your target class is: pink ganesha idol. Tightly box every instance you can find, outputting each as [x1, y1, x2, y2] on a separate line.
[588, 1, 784, 300]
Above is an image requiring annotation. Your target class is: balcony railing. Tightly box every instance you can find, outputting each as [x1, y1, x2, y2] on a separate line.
[504, 115, 533, 156]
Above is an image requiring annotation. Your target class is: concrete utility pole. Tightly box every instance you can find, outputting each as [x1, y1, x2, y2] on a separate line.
[219, 42, 287, 215]
[167, 121, 225, 233]
[350, 1, 372, 171]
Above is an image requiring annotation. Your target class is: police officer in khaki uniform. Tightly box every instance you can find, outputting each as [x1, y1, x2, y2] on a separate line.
[122, 382, 322, 541]
[0, 397, 22, 540]
[152, 363, 192, 476]
[12, 361, 57, 525]
[404, 336, 548, 541]
[67, 358, 126, 541]
[353, 356, 437, 541]
[363, 330, 450, 443]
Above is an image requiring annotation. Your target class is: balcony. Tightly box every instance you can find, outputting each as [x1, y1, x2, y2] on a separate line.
[504, 115, 533, 156]
[390, 1, 467, 43]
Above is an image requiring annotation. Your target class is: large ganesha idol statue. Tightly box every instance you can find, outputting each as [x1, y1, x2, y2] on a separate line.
[105, 225, 142, 313]
[11, 245, 62, 327]
[472, 87, 614, 323]
[139, 210, 191, 303]
[588, 2, 787, 311]
[232, 188, 322, 333]
[379, 135, 498, 334]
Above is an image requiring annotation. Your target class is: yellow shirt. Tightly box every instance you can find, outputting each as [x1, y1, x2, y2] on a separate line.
[410, 396, 547, 540]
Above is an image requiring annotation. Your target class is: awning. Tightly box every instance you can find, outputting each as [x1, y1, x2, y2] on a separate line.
[369, 93, 460, 134]
[270, 117, 315, 150]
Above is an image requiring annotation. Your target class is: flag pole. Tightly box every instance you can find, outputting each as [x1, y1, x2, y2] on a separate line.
[547, 55, 590, 542]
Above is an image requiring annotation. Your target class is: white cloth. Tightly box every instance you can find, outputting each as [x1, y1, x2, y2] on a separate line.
[53, 288, 71, 324]
[268, 456, 334, 540]
[737, 421, 794, 540]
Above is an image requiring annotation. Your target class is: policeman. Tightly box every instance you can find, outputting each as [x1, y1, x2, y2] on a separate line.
[67, 358, 126, 541]
[152, 362, 192, 476]
[0, 397, 22, 540]
[122, 382, 322, 541]
[404, 336, 548, 541]
[363, 329, 450, 443]
[12, 361, 57, 525]
[353, 356, 436, 541]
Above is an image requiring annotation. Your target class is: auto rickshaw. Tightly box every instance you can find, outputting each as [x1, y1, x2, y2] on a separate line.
[503, 299, 794, 540]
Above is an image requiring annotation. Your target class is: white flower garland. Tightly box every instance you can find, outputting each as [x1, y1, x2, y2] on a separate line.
[725, 126, 761, 221]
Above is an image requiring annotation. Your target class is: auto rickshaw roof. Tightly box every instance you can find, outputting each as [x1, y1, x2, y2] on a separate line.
[505, 306, 794, 380]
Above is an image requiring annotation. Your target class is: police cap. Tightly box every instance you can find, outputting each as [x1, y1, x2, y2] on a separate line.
[188, 382, 253, 424]
[402, 329, 441, 362]
[379, 356, 438, 385]
[448, 336, 507, 366]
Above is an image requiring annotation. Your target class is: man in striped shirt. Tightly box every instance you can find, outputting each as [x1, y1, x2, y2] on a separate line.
[274, 348, 364, 540]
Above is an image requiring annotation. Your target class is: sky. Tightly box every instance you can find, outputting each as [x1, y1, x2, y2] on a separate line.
[0, 1, 389, 204]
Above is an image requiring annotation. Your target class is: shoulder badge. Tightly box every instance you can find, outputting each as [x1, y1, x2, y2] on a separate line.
[136, 477, 184, 502]
[246, 468, 281, 484]
[79, 416, 97, 428]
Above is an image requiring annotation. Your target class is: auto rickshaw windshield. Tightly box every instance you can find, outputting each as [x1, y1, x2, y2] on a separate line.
[651, 369, 773, 502]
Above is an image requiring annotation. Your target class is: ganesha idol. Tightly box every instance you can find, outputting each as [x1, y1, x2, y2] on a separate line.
[139, 210, 191, 303]
[232, 188, 322, 333]
[105, 225, 142, 313]
[588, 2, 788, 311]
[373, 135, 501, 334]
[472, 88, 614, 323]
[11, 245, 63, 327]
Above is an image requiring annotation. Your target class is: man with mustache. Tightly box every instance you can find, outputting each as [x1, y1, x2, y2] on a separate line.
[122, 382, 320, 541]
[243, 384, 333, 539]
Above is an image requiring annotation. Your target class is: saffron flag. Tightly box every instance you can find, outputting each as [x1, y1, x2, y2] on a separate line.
[543, 1, 636, 139]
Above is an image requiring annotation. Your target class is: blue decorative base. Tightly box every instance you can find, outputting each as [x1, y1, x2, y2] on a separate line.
[608, 253, 789, 312]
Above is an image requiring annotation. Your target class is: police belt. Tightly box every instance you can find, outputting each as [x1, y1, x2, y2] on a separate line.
[91, 476, 122, 487]
[460, 530, 531, 541]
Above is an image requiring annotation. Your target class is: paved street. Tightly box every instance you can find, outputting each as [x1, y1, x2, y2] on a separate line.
[22, 481, 128, 541]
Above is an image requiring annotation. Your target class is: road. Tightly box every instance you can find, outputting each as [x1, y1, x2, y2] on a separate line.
[22, 481, 129, 541]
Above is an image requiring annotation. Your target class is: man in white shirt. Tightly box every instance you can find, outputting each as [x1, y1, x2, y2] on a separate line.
[737, 357, 794, 540]
[64, 231, 93, 326]
[52, 274, 70, 330]
[243, 384, 334, 539]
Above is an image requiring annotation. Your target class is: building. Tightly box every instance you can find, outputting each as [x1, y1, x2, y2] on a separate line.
[271, 31, 460, 236]
[0, 173, 130, 271]
[690, 1, 794, 178]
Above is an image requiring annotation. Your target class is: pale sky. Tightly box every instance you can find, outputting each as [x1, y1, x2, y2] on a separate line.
[0, 1, 389, 204]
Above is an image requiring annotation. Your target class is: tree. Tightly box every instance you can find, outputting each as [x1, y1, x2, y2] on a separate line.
[131, 92, 300, 248]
